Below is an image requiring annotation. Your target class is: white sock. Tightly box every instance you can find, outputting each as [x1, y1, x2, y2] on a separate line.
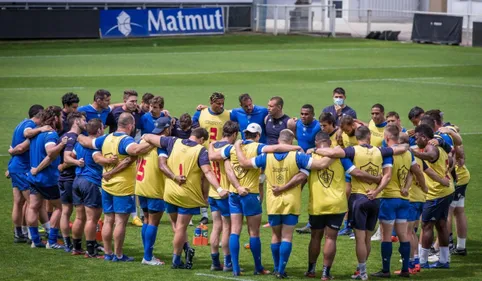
[418, 243, 422, 255]
[42, 222, 51, 232]
[439, 246, 449, 264]
[131, 212, 137, 219]
[138, 208, 144, 218]
[22, 226, 28, 236]
[420, 248, 430, 264]
[358, 262, 367, 274]
[457, 237, 466, 249]
[27, 228, 32, 239]
[201, 207, 208, 218]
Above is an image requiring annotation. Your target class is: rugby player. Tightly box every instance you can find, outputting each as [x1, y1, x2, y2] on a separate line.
[59, 92, 80, 136]
[139, 96, 166, 136]
[140, 93, 154, 113]
[322, 87, 357, 126]
[172, 113, 194, 139]
[265, 96, 291, 145]
[230, 93, 269, 143]
[78, 89, 115, 125]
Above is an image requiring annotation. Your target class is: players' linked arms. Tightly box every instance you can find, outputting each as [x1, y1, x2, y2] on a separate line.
[411, 145, 438, 163]
[63, 150, 84, 168]
[391, 144, 409, 155]
[262, 144, 303, 153]
[8, 139, 30, 155]
[310, 156, 336, 170]
[103, 156, 136, 181]
[349, 168, 382, 184]
[196, 104, 208, 111]
[272, 172, 307, 196]
[142, 134, 165, 148]
[201, 164, 228, 199]
[93, 153, 118, 166]
[401, 172, 413, 197]
[77, 134, 95, 149]
[368, 166, 392, 200]
[411, 164, 428, 193]
[354, 119, 368, 127]
[30, 155, 53, 176]
[126, 141, 153, 156]
[24, 125, 53, 139]
[439, 127, 463, 146]
[46, 137, 68, 159]
[234, 140, 254, 169]
[424, 167, 450, 188]
[455, 145, 465, 166]
[208, 142, 223, 161]
[158, 156, 186, 186]
[314, 146, 345, 158]
[287, 119, 297, 137]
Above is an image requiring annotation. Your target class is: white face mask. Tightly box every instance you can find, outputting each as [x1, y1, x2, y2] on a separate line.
[334, 98, 344, 106]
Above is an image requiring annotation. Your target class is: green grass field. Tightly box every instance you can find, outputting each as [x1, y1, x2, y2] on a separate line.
[1, 35, 482, 281]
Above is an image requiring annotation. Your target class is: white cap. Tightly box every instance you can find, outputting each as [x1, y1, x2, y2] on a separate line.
[243, 123, 262, 134]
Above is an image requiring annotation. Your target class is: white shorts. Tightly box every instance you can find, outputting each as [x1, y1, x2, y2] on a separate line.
[450, 197, 465, 208]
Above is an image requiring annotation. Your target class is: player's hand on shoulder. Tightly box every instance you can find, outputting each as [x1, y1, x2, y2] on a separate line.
[306, 148, 315, 155]
[428, 139, 439, 146]
[196, 104, 207, 111]
[40, 125, 54, 133]
[407, 129, 415, 136]
[61, 136, 69, 145]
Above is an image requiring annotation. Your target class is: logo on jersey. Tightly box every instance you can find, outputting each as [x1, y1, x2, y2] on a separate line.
[232, 164, 247, 179]
[360, 162, 379, 176]
[276, 172, 284, 185]
[317, 168, 334, 188]
[397, 166, 409, 186]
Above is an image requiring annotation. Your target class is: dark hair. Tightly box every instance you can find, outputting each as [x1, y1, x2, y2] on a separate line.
[340, 115, 354, 127]
[301, 104, 315, 115]
[150, 96, 164, 108]
[28, 104, 44, 118]
[191, 127, 208, 140]
[222, 121, 239, 137]
[39, 106, 62, 127]
[270, 96, 284, 109]
[315, 131, 331, 142]
[372, 103, 385, 112]
[244, 131, 258, 140]
[319, 112, 336, 125]
[142, 93, 154, 104]
[425, 109, 443, 126]
[420, 115, 435, 131]
[408, 106, 424, 120]
[61, 92, 80, 107]
[385, 124, 400, 141]
[386, 111, 400, 119]
[333, 87, 346, 96]
[67, 111, 85, 127]
[94, 89, 111, 101]
[86, 118, 103, 136]
[238, 93, 251, 104]
[179, 113, 192, 130]
[415, 124, 434, 139]
[210, 92, 225, 103]
[123, 90, 138, 100]
[355, 126, 371, 141]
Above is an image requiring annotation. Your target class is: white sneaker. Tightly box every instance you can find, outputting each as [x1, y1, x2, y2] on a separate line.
[189, 220, 194, 226]
[371, 226, 381, 241]
[141, 258, 165, 266]
[428, 254, 440, 263]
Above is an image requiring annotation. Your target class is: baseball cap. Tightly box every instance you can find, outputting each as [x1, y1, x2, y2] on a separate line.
[152, 117, 171, 134]
[243, 123, 262, 134]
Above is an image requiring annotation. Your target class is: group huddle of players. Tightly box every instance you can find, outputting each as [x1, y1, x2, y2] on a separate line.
[7, 88, 470, 280]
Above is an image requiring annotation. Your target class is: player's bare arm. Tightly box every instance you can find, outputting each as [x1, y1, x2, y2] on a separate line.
[93, 152, 118, 166]
[234, 140, 255, 169]
[23, 125, 53, 139]
[368, 166, 392, 200]
[411, 144, 439, 163]
[401, 171, 413, 197]
[103, 156, 136, 182]
[272, 172, 307, 196]
[349, 168, 382, 184]
[201, 164, 228, 199]
[313, 146, 346, 158]
[8, 139, 30, 155]
[411, 163, 429, 193]
[158, 156, 186, 185]
[224, 159, 249, 196]
[424, 167, 450, 187]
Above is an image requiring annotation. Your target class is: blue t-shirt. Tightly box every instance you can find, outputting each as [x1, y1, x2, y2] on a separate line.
[252, 151, 311, 175]
[159, 136, 210, 167]
[93, 132, 135, 155]
[322, 105, 357, 126]
[140, 112, 165, 135]
[78, 104, 111, 125]
[296, 119, 321, 152]
[8, 119, 36, 173]
[221, 140, 266, 159]
[73, 143, 103, 186]
[230, 105, 269, 144]
[58, 132, 78, 182]
[28, 131, 61, 187]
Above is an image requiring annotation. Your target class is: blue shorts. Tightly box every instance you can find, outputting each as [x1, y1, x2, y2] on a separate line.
[101, 189, 135, 214]
[139, 196, 165, 213]
[268, 214, 299, 226]
[229, 193, 262, 217]
[408, 202, 424, 222]
[351, 194, 380, 231]
[209, 197, 230, 217]
[72, 176, 102, 208]
[29, 185, 60, 200]
[379, 198, 410, 223]
[165, 202, 200, 215]
[422, 194, 453, 223]
[10, 172, 30, 191]
[59, 180, 74, 205]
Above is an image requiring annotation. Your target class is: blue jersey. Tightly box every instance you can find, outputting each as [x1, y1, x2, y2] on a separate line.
[78, 104, 111, 125]
[296, 119, 321, 152]
[93, 132, 135, 155]
[8, 119, 36, 173]
[73, 143, 103, 186]
[230, 105, 269, 144]
[140, 112, 165, 135]
[253, 151, 311, 174]
[28, 131, 61, 187]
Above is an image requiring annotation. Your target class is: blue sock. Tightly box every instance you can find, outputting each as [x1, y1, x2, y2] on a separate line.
[271, 243, 281, 272]
[279, 241, 292, 274]
[399, 242, 411, 272]
[141, 223, 147, 248]
[392, 229, 397, 236]
[250, 237, 263, 272]
[211, 253, 221, 267]
[48, 228, 59, 245]
[144, 225, 157, 261]
[381, 242, 393, 273]
[224, 254, 232, 268]
[306, 222, 311, 227]
[229, 234, 240, 273]
[29, 227, 40, 244]
[414, 257, 420, 265]
[172, 254, 181, 266]
[343, 220, 348, 228]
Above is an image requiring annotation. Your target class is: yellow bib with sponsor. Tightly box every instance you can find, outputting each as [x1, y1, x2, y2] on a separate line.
[351, 145, 383, 195]
[265, 152, 301, 215]
[382, 151, 412, 199]
[368, 120, 385, 147]
[455, 164, 470, 186]
[409, 157, 426, 203]
[424, 146, 455, 200]
[342, 132, 358, 148]
[209, 142, 231, 199]
[199, 108, 230, 148]
[135, 142, 165, 199]
[229, 142, 260, 194]
[308, 154, 347, 215]
[164, 139, 206, 208]
[101, 134, 136, 196]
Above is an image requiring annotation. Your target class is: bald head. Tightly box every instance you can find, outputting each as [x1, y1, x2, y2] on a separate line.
[118, 112, 135, 128]
[278, 129, 295, 144]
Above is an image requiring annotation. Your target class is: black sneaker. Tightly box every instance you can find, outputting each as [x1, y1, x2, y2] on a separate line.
[95, 242, 105, 252]
[275, 272, 288, 279]
[199, 217, 209, 225]
[172, 261, 187, 269]
[185, 247, 195, 269]
[429, 246, 439, 256]
[451, 248, 467, 256]
[296, 225, 311, 234]
[371, 270, 391, 278]
[397, 271, 410, 278]
[14, 234, 28, 243]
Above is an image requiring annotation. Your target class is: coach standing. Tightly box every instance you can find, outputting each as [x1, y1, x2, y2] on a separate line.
[322, 88, 357, 126]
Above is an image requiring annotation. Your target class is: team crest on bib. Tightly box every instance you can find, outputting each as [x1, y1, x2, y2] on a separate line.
[233, 164, 247, 179]
[360, 162, 379, 176]
[397, 166, 409, 185]
[276, 173, 284, 185]
[317, 168, 334, 188]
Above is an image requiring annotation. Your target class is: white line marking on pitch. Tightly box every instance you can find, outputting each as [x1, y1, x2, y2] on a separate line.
[326, 76, 482, 89]
[0, 87, 85, 91]
[326, 77, 444, 83]
[1, 63, 480, 79]
[195, 273, 254, 281]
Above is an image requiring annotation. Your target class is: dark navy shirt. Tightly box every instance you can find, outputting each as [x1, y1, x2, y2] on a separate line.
[265, 114, 290, 145]
[58, 132, 78, 182]
[172, 118, 192, 139]
[322, 105, 357, 126]
[106, 107, 143, 137]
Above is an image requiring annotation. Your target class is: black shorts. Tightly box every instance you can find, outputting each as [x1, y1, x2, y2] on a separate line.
[422, 194, 454, 223]
[347, 193, 357, 226]
[59, 180, 74, 204]
[351, 194, 380, 231]
[453, 184, 467, 201]
[309, 213, 345, 230]
[29, 185, 60, 200]
[72, 176, 102, 209]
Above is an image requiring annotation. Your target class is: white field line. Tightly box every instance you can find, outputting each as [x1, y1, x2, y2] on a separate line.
[0, 47, 396, 59]
[326, 77, 444, 83]
[326, 76, 482, 89]
[1, 63, 480, 79]
[0, 87, 85, 91]
[194, 273, 254, 281]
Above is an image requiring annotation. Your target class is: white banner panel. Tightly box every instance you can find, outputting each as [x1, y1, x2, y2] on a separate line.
[0, 0, 252, 3]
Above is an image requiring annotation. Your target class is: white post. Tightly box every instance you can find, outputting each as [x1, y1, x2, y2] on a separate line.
[321, 0, 326, 32]
[366, 9, 372, 36]
[330, 4, 336, 37]
[274, 5, 279, 35]
[285, 6, 289, 34]
[308, 5, 313, 32]
[226, 6, 230, 32]
[255, 4, 260, 32]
